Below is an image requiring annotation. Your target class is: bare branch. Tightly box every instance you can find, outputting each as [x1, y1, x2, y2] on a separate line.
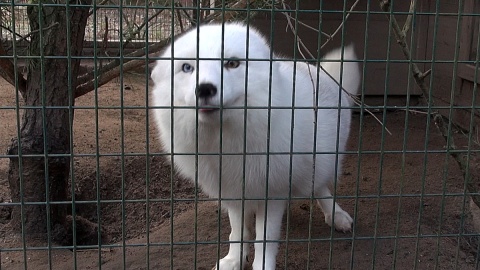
[74, 38, 169, 98]
[174, 2, 186, 33]
[0, 21, 63, 95]
[402, 0, 416, 35]
[75, 1, 258, 98]
[418, 68, 431, 80]
[203, 0, 253, 22]
[16, 22, 60, 44]
[282, 13, 331, 39]
[123, 9, 165, 48]
[320, 64, 393, 135]
[378, 0, 430, 98]
[0, 25, 24, 41]
[102, 16, 109, 55]
[176, 2, 195, 25]
[281, 2, 315, 59]
[320, 0, 361, 50]
[0, 42, 27, 96]
[281, 0, 391, 135]
[88, 0, 112, 16]
[378, 0, 480, 206]
[75, 52, 156, 98]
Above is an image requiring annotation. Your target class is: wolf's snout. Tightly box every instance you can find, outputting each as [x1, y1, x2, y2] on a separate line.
[196, 83, 217, 99]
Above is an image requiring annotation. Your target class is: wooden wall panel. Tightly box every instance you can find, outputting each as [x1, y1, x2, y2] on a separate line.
[252, 0, 424, 96]
[455, 0, 479, 130]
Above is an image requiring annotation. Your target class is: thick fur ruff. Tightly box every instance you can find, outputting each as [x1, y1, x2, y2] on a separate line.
[151, 23, 360, 270]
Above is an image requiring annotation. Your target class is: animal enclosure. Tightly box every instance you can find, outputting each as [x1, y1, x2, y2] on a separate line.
[0, 0, 479, 269]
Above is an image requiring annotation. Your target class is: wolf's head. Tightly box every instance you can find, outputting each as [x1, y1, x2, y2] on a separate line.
[151, 23, 274, 123]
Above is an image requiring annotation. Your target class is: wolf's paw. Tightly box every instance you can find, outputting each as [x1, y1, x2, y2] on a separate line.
[325, 209, 353, 233]
[212, 257, 243, 270]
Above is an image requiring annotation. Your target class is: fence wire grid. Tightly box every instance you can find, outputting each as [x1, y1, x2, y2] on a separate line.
[1, 0, 480, 269]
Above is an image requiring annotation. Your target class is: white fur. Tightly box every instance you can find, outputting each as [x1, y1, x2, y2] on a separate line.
[151, 23, 360, 270]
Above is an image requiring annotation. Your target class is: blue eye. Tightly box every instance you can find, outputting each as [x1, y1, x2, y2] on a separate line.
[182, 63, 194, 73]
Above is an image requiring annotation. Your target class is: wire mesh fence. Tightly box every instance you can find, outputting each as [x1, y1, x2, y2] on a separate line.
[0, 0, 479, 269]
[0, 0, 192, 42]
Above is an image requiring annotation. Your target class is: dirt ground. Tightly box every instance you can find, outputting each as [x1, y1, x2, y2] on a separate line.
[1, 74, 479, 269]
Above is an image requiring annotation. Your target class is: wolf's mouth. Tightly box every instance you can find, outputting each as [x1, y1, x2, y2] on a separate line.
[198, 107, 220, 113]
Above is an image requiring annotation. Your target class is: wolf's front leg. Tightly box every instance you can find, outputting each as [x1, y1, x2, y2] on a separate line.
[252, 200, 286, 270]
[213, 206, 252, 270]
[316, 185, 353, 232]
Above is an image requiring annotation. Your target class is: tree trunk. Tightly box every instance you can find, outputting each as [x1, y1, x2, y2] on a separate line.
[7, 1, 91, 242]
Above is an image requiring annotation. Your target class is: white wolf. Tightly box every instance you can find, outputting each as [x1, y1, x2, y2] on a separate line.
[151, 23, 360, 270]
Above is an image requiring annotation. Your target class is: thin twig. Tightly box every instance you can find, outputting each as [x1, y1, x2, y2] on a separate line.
[401, 108, 430, 115]
[378, 0, 480, 206]
[402, 0, 416, 35]
[320, 0, 361, 50]
[74, 0, 257, 98]
[74, 38, 170, 98]
[175, 2, 185, 33]
[283, 13, 330, 38]
[102, 16, 109, 56]
[203, 0, 253, 22]
[418, 68, 431, 80]
[281, 0, 392, 135]
[88, 0, 112, 16]
[122, 9, 164, 48]
[0, 25, 24, 40]
[320, 64, 393, 135]
[6, 22, 59, 47]
[281, 0, 319, 128]
[0, 41, 27, 96]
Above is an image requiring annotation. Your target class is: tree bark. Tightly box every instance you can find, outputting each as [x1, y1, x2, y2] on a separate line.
[7, 0, 91, 241]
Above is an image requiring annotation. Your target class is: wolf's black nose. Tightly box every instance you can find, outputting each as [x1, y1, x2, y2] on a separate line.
[196, 83, 217, 98]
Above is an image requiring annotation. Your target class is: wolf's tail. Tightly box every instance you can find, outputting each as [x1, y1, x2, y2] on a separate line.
[321, 45, 361, 105]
